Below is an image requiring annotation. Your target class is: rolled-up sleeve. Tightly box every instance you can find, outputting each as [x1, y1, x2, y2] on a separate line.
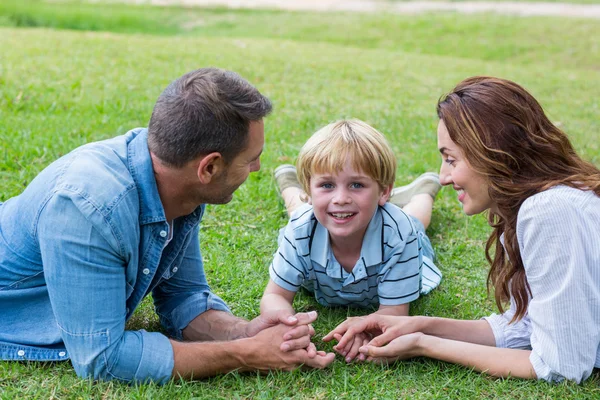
[39, 191, 174, 383]
[152, 228, 230, 340]
[483, 307, 532, 349]
[515, 191, 600, 383]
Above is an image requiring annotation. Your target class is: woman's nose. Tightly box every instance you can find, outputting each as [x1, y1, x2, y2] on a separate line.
[439, 163, 452, 186]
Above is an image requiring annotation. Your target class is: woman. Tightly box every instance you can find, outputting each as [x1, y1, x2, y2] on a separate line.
[323, 76, 600, 383]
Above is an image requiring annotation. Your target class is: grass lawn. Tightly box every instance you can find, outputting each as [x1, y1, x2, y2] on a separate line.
[1, 0, 599, 398]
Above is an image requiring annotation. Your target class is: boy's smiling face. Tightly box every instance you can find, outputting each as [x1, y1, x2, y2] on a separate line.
[308, 160, 392, 247]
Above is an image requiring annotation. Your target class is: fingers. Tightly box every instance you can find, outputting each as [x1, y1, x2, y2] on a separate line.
[322, 318, 353, 342]
[366, 329, 397, 348]
[344, 334, 364, 363]
[334, 324, 366, 352]
[306, 342, 317, 359]
[282, 323, 312, 341]
[280, 332, 311, 352]
[292, 311, 318, 326]
[356, 336, 370, 361]
[333, 335, 354, 358]
[359, 344, 391, 359]
[301, 351, 336, 369]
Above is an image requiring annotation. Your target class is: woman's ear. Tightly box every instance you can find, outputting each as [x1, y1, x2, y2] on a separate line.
[196, 152, 224, 184]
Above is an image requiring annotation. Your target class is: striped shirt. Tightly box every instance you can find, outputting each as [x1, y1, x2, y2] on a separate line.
[269, 203, 441, 308]
[484, 186, 600, 383]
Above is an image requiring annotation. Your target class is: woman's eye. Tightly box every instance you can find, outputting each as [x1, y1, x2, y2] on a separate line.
[445, 158, 455, 166]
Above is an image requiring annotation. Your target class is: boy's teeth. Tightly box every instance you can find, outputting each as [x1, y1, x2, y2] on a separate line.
[332, 213, 353, 218]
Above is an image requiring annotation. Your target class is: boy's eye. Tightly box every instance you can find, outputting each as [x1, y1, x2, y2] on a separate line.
[321, 183, 334, 189]
[350, 182, 364, 189]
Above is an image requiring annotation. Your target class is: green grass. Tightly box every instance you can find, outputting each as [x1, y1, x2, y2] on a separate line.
[1, 0, 599, 71]
[1, 1, 600, 398]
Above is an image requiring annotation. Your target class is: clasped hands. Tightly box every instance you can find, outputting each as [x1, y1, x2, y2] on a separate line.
[248, 312, 423, 370]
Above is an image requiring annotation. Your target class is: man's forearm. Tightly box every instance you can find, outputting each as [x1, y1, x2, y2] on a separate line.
[182, 309, 249, 342]
[170, 338, 251, 379]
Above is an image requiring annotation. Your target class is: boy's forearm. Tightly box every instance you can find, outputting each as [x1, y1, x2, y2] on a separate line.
[260, 293, 295, 315]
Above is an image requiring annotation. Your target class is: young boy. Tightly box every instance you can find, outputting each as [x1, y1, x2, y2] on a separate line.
[260, 120, 442, 361]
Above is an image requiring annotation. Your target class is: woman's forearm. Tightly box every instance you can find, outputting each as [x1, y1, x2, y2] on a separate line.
[418, 335, 536, 379]
[416, 316, 496, 346]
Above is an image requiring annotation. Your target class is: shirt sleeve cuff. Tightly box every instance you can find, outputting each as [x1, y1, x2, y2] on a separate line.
[482, 314, 508, 348]
[166, 292, 231, 340]
[482, 312, 532, 350]
[134, 330, 175, 384]
[529, 349, 560, 382]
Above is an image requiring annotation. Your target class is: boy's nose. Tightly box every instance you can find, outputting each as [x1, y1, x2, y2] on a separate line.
[332, 189, 352, 204]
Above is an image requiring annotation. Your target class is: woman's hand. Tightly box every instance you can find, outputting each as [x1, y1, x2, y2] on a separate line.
[323, 314, 423, 351]
[359, 332, 425, 363]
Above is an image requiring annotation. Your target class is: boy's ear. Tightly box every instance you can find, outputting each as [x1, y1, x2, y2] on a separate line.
[196, 152, 224, 184]
[378, 184, 393, 206]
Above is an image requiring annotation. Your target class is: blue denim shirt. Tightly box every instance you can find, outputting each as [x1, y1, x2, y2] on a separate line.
[0, 128, 230, 383]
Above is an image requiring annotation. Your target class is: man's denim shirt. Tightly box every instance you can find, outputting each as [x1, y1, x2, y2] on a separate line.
[0, 128, 230, 383]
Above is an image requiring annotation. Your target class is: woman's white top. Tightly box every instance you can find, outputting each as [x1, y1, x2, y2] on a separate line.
[484, 185, 600, 383]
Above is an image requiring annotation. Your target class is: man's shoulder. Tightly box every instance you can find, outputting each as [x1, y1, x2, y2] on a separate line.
[53, 129, 148, 215]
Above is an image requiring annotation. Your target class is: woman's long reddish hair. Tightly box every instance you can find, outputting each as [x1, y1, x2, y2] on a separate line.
[437, 76, 600, 322]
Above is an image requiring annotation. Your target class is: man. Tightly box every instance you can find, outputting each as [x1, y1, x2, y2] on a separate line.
[0, 68, 335, 383]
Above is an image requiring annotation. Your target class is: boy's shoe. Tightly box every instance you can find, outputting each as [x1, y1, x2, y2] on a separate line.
[274, 164, 302, 193]
[389, 172, 442, 208]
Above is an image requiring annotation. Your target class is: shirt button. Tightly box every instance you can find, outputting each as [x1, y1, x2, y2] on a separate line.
[160, 230, 167, 237]
[59, 351, 66, 357]
[143, 268, 150, 275]
[172, 267, 178, 273]
[17, 350, 25, 356]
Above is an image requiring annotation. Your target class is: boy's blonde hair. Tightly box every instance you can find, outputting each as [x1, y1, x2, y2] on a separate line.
[296, 119, 396, 194]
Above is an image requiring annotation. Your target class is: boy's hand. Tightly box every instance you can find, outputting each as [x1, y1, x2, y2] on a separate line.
[332, 331, 371, 363]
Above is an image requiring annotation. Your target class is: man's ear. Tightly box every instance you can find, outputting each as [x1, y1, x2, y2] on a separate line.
[197, 152, 224, 184]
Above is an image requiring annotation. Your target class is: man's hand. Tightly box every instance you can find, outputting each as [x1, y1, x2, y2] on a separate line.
[242, 322, 335, 372]
[245, 310, 318, 355]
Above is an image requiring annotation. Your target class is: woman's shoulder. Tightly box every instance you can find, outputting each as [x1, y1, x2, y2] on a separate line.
[517, 186, 600, 242]
[519, 185, 599, 218]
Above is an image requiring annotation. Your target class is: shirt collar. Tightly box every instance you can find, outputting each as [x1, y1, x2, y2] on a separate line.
[310, 207, 384, 280]
[125, 128, 167, 225]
